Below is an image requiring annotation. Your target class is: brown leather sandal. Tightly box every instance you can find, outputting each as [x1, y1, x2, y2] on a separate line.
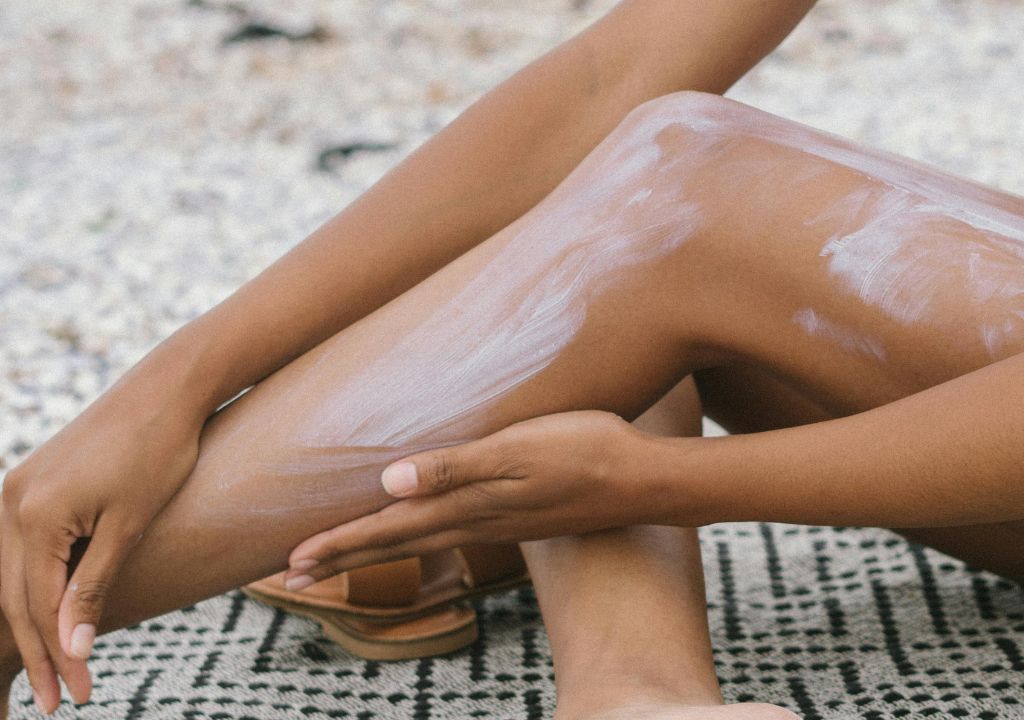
[242, 543, 529, 661]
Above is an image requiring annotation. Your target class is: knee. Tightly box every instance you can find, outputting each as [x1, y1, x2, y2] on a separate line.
[551, 91, 750, 226]
[542, 91, 745, 232]
[609, 90, 747, 160]
[624, 90, 741, 133]
[501, 92, 750, 306]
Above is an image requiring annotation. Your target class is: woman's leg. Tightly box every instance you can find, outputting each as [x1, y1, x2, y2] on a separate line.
[526, 377, 799, 719]
[2, 90, 1022, 712]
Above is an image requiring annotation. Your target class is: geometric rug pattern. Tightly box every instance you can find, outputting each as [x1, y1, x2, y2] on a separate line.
[10, 523, 1024, 718]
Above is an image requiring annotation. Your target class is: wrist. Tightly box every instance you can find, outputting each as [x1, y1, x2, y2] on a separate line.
[104, 323, 229, 425]
[633, 432, 729, 527]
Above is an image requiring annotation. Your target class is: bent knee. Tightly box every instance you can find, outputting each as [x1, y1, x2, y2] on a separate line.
[599, 90, 744, 166]
[541, 91, 750, 241]
[611, 90, 827, 191]
[569, 90, 795, 227]
[625, 90, 743, 132]
[615, 90, 771, 157]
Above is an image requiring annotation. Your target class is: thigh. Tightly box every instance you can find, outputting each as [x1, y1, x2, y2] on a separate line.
[663, 95, 1024, 420]
[695, 365, 1024, 583]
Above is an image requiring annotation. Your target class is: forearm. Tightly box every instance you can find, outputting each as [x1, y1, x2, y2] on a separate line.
[653, 353, 1024, 528]
[123, 0, 815, 419]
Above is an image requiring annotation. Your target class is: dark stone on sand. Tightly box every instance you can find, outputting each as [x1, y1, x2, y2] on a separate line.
[316, 142, 397, 172]
[222, 22, 333, 45]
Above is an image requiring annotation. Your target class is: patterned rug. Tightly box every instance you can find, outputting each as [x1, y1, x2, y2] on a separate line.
[9, 523, 1023, 719]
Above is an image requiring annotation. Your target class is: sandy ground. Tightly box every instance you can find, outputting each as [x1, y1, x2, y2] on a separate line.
[2, 0, 1024, 469]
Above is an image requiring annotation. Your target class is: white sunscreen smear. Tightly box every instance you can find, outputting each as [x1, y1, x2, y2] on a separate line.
[655, 93, 1024, 359]
[193, 100, 708, 518]
[292, 110, 705, 452]
[792, 307, 888, 361]
[194, 92, 1023, 523]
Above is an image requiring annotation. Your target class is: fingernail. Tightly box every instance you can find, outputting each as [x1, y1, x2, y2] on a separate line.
[381, 462, 418, 496]
[290, 558, 318, 572]
[32, 689, 46, 714]
[70, 623, 96, 660]
[284, 575, 315, 592]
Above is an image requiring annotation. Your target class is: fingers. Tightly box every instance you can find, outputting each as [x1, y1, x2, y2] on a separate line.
[58, 521, 134, 663]
[296, 528, 471, 585]
[0, 525, 60, 714]
[380, 436, 508, 498]
[22, 527, 93, 706]
[288, 527, 472, 589]
[287, 435, 526, 587]
[2, 507, 130, 713]
[286, 494, 483, 586]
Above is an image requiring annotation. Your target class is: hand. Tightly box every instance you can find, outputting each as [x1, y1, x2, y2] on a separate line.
[0, 383, 203, 713]
[285, 410, 655, 586]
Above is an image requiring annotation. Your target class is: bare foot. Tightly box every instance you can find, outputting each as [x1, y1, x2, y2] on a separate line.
[563, 700, 802, 720]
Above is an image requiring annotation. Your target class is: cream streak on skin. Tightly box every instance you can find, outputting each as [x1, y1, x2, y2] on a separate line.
[293, 112, 706, 450]
[792, 307, 888, 361]
[813, 187, 1024, 356]
[648, 93, 1024, 359]
[189, 99, 712, 519]
[191, 92, 1024, 523]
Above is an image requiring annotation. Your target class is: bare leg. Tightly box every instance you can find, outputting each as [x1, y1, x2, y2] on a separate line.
[1, 91, 1022, 715]
[527, 378, 798, 719]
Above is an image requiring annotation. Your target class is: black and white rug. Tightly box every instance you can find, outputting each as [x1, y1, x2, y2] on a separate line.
[10, 523, 1023, 719]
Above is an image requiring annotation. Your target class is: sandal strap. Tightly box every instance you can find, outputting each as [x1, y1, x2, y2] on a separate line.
[343, 557, 422, 607]
[455, 543, 527, 588]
